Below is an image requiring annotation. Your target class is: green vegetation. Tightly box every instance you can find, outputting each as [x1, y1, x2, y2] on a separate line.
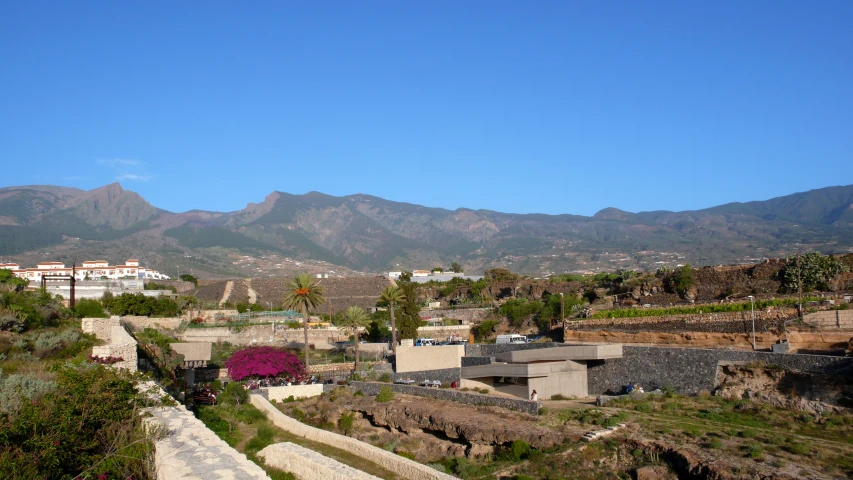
[164, 225, 277, 251]
[282, 273, 326, 369]
[101, 291, 181, 317]
[780, 252, 849, 293]
[589, 296, 821, 319]
[376, 385, 395, 402]
[180, 273, 199, 286]
[73, 298, 108, 318]
[145, 281, 178, 293]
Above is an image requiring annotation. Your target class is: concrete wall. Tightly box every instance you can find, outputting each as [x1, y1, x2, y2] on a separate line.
[586, 345, 853, 396]
[395, 345, 465, 373]
[82, 316, 120, 341]
[250, 394, 457, 480]
[349, 381, 541, 415]
[529, 371, 588, 400]
[258, 385, 325, 402]
[419, 308, 491, 324]
[257, 442, 380, 480]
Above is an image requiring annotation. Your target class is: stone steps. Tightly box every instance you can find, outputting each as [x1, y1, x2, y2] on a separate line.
[582, 423, 627, 442]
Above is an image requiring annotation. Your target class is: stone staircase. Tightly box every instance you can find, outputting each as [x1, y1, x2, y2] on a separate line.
[582, 423, 627, 442]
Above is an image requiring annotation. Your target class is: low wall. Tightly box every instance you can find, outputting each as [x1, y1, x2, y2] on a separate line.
[122, 316, 184, 331]
[586, 345, 853, 396]
[465, 342, 560, 357]
[392, 368, 461, 385]
[257, 442, 379, 480]
[144, 402, 269, 480]
[82, 316, 120, 341]
[569, 308, 797, 334]
[250, 394, 456, 480]
[349, 381, 541, 415]
[417, 325, 471, 339]
[805, 310, 853, 329]
[258, 385, 325, 402]
[420, 308, 491, 324]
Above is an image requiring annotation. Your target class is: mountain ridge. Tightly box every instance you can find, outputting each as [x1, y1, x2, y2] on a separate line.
[0, 183, 852, 277]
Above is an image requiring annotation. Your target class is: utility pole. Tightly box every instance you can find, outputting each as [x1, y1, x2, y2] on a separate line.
[560, 292, 565, 329]
[748, 295, 756, 350]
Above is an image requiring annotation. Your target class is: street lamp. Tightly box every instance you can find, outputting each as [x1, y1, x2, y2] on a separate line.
[560, 293, 565, 329]
[748, 295, 756, 350]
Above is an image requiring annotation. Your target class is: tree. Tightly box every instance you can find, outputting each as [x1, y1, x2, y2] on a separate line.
[379, 285, 406, 355]
[431, 267, 444, 273]
[670, 264, 696, 294]
[224, 346, 305, 381]
[0, 269, 28, 291]
[337, 306, 371, 371]
[450, 262, 463, 273]
[781, 252, 848, 293]
[394, 280, 421, 341]
[74, 298, 107, 318]
[484, 268, 518, 283]
[179, 274, 198, 286]
[282, 273, 325, 369]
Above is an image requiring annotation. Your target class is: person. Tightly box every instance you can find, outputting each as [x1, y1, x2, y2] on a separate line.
[531, 390, 538, 402]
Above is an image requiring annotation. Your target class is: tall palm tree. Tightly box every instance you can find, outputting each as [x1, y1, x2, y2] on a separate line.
[339, 306, 371, 372]
[283, 273, 325, 369]
[379, 285, 406, 355]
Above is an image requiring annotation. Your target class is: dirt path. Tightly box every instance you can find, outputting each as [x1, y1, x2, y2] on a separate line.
[245, 280, 258, 304]
[218, 280, 234, 307]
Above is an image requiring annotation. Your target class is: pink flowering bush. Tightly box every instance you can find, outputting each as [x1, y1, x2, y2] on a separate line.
[225, 346, 305, 381]
[87, 354, 124, 365]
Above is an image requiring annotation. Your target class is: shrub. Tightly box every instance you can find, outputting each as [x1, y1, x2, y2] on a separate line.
[378, 373, 392, 383]
[376, 385, 394, 402]
[635, 402, 653, 412]
[745, 443, 762, 459]
[289, 408, 305, 422]
[74, 298, 108, 318]
[354, 390, 364, 397]
[225, 346, 305, 381]
[708, 438, 723, 449]
[497, 440, 532, 461]
[218, 382, 249, 407]
[396, 450, 416, 460]
[338, 411, 355, 435]
[784, 442, 810, 455]
[739, 429, 758, 439]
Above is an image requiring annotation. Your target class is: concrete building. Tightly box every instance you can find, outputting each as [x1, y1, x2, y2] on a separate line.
[461, 345, 623, 400]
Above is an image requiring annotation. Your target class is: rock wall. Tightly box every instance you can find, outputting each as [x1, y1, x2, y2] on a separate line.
[391, 368, 461, 385]
[250, 394, 456, 480]
[465, 342, 560, 358]
[804, 310, 853, 329]
[144, 401, 269, 480]
[257, 442, 380, 480]
[83, 317, 138, 371]
[349, 381, 540, 415]
[122, 316, 184, 331]
[419, 308, 491, 324]
[586, 345, 853, 396]
[571, 308, 797, 334]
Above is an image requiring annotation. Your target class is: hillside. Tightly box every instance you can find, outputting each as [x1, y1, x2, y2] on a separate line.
[0, 183, 852, 277]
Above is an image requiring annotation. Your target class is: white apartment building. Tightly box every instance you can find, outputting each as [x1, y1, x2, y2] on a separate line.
[0, 259, 170, 282]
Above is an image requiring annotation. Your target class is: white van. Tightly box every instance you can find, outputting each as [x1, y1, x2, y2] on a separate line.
[415, 338, 436, 346]
[496, 334, 528, 345]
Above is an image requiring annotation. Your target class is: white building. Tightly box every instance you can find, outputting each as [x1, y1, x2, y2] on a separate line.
[0, 259, 169, 282]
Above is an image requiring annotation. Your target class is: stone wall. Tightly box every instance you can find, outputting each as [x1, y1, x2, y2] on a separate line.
[805, 310, 853, 329]
[392, 368, 461, 385]
[419, 308, 491, 324]
[417, 325, 471, 339]
[258, 385, 325, 401]
[350, 381, 540, 415]
[461, 357, 492, 367]
[569, 308, 797, 334]
[465, 342, 560, 358]
[144, 401, 269, 479]
[257, 442, 380, 480]
[586, 346, 853, 396]
[82, 316, 120, 341]
[195, 368, 230, 382]
[122, 316, 184, 331]
[83, 317, 138, 371]
[250, 394, 456, 480]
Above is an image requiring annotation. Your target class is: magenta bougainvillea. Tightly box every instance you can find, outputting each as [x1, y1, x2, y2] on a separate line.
[225, 346, 306, 381]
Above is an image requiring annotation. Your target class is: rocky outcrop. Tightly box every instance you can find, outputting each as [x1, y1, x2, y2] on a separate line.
[715, 364, 853, 415]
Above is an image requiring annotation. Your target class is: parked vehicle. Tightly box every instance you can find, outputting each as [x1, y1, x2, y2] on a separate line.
[415, 338, 436, 346]
[496, 334, 528, 344]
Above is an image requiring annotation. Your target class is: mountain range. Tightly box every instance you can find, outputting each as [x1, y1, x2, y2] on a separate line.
[1, 183, 852, 278]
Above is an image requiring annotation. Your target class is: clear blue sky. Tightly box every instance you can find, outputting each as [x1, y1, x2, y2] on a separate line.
[2, 1, 851, 216]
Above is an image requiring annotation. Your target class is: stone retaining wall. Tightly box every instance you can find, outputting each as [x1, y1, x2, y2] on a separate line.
[392, 368, 461, 385]
[257, 442, 380, 480]
[461, 357, 492, 367]
[349, 381, 541, 415]
[465, 342, 560, 357]
[144, 402, 269, 480]
[569, 308, 797, 334]
[250, 394, 456, 480]
[805, 310, 853, 329]
[586, 346, 853, 396]
[419, 308, 491, 324]
[122, 316, 184, 331]
[83, 317, 138, 371]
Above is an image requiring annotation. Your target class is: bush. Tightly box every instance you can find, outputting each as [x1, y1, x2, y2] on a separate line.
[338, 411, 355, 435]
[784, 442, 810, 455]
[745, 443, 763, 459]
[224, 346, 305, 381]
[378, 373, 392, 383]
[74, 298, 108, 318]
[376, 385, 394, 402]
[218, 382, 249, 407]
[708, 438, 723, 449]
[396, 450, 416, 460]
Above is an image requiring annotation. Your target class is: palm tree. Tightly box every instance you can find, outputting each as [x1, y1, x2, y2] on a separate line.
[379, 285, 406, 355]
[338, 306, 371, 372]
[283, 273, 325, 369]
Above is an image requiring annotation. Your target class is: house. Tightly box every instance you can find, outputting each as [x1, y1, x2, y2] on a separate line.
[412, 270, 430, 277]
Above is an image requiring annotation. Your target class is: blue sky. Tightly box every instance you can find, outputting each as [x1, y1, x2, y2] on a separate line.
[1, 1, 851, 216]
